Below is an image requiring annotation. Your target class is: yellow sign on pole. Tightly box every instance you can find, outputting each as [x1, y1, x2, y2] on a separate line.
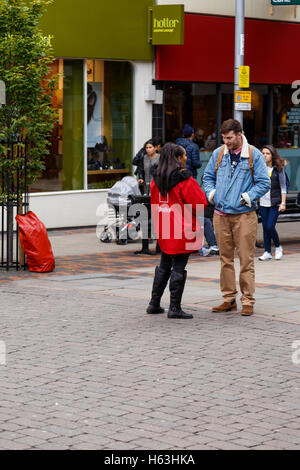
[239, 66, 250, 88]
[235, 90, 252, 111]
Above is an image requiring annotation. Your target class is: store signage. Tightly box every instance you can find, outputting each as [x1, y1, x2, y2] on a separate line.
[239, 66, 250, 88]
[151, 5, 184, 45]
[271, 0, 300, 5]
[286, 107, 300, 125]
[0, 80, 5, 106]
[235, 90, 252, 111]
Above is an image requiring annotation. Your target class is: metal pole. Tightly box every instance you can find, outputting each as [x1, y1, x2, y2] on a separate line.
[266, 85, 274, 145]
[234, 0, 245, 127]
[216, 83, 222, 147]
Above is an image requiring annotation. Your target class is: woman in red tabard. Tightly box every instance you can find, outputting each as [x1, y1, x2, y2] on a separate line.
[147, 143, 207, 319]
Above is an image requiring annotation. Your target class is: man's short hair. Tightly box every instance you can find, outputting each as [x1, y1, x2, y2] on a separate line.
[182, 124, 194, 137]
[220, 119, 242, 135]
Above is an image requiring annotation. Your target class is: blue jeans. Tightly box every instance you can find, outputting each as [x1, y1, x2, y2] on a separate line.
[204, 217, 218, 247]
[260, 206, 280, 253]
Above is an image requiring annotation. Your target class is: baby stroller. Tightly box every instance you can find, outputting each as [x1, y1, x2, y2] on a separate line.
[100, 176, 141, 244]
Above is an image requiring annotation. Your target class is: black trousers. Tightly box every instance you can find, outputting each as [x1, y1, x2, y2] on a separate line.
[159, 251, 190, 275]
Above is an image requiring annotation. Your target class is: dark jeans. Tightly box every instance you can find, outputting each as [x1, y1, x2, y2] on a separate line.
[204, 217, 217, 247]
[260, 206, 280, 253]
[159, 252, 190, 275]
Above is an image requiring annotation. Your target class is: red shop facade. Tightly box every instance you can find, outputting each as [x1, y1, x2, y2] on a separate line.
[152, 14, 300, 191]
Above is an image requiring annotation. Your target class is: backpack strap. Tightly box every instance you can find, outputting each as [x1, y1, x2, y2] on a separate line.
[215, 145, 225, 175]
[249, 146, 255, 184]
[215, 144, 255, 184]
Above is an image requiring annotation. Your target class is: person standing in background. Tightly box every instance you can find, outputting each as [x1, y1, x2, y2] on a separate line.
[176, 124, 202, 179]
[258, 145, 287, 261]
[133, 139, 160, 195]
[194, 128, 205, 150]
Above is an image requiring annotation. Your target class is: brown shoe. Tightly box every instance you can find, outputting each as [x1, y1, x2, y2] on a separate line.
[241, 305, 254, 316]
[212, 300, 237, 312]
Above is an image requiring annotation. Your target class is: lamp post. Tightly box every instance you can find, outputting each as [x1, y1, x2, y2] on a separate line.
[234, 0, 245, 126]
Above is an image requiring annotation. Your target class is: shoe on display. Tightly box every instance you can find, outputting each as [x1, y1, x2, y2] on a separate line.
[258, 251, 272, 261]
[275, 246, 283, 260]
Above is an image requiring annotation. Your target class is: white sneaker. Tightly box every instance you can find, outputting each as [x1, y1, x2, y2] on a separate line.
[275, 246, 283, 260]
[259, 251, 272, 261]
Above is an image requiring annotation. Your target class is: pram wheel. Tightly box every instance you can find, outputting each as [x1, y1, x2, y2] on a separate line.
[100, 229, 113, 243]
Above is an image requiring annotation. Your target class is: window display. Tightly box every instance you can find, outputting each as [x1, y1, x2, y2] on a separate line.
[30, 59, 133, 192]
[86, 60, 133, 189]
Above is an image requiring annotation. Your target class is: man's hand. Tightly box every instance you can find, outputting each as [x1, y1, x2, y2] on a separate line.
[208, 189, 216, 205]
[240, 192, 252, 208]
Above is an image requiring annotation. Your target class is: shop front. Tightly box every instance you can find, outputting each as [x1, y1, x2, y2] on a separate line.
[155, 13, 300, 193]
[28, 0, 155, 228]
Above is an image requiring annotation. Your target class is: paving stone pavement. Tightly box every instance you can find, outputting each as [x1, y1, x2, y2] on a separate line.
[0, 234, 300, 450]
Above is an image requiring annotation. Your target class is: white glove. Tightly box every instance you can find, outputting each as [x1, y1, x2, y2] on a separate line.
[208, 189, 216, 205]
[240, 192, 252, 208]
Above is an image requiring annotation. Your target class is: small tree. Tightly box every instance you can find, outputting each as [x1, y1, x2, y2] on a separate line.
[0, 0, 57, 267]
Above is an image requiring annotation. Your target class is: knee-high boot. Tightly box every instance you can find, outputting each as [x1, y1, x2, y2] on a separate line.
[168, 270, 193, 319]
[146, 266, 171, 314]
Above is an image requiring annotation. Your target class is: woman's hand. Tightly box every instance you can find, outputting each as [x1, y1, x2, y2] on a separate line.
[279, 203, 286, 212]
[138, 179, 144, 185]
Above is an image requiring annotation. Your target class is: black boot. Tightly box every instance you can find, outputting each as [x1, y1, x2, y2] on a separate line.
[168, 270, 193, 319]
[147, 266, 171, 314]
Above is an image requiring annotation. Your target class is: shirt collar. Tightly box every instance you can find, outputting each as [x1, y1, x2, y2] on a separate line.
[224, 134, 250, 158]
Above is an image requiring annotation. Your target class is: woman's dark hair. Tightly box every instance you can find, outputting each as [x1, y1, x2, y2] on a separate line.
[144, 139, 156, 148]
[156, 143, 185, 196]
[262, 145, 284, 171]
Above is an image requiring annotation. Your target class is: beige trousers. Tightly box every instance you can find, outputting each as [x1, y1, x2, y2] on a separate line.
[213, 211, 258, 307]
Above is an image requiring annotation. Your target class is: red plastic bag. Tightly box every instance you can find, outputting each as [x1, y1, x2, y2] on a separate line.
[15, 211, 55, 272]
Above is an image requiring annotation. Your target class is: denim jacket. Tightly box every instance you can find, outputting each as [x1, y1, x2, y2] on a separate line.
[203, 135, 270, 214]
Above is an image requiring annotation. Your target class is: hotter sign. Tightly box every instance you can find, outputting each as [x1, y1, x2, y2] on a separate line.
[151, 5, 184, 45]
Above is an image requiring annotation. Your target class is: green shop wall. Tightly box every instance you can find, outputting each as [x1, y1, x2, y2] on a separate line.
[40, 0, 154, 61]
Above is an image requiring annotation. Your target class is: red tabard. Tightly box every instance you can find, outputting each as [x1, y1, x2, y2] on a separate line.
[151, 177, 207, 255]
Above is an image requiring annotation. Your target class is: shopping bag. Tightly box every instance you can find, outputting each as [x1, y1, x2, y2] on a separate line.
[15, 211, 55, 272]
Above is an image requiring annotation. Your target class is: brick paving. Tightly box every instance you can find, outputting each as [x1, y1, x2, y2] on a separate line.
[0, 239, 300, 450]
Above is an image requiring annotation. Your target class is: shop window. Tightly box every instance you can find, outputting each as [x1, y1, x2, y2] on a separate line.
[164, 84, 189, 142]
[273, 85, 300, 191]
[30, 59, 85, 192]
[243, 85, 268, 149]
[30, 59, 64, 192]
[221, 84, 268, 148]
[86, 60, 133, 190]
[30, 59, 133, 193]
[164, 83, 216, 149]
